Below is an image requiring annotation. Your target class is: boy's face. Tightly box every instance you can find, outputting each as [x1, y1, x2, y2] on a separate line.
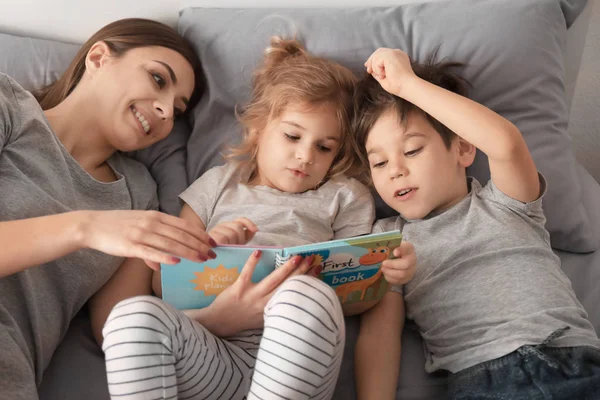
[365, 110, 473, 220]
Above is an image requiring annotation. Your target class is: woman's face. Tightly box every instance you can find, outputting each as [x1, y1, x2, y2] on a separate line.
[89, 45, 195, 152]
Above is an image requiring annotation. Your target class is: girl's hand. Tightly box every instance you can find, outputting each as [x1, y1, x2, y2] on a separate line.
[81, 210, 217, 270]
[381, 241, 416, 285]
[208, 217, 258, 245]
[364, 48, 417, 98]
[194, 250, 314, 337]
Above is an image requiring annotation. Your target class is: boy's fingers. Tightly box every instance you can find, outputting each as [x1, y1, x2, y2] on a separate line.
[377, 63, 386, 78]
[382, 259, 410, 270]
[401, 241, 415, 253]
[393, 241, 415, 258]
[382, 268, 412, 284]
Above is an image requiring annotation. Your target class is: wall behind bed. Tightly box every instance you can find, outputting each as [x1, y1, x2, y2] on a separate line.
[0, 0, 597, 182]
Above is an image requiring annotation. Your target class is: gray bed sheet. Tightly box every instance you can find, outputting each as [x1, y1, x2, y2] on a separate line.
[39, 167, 600, 400]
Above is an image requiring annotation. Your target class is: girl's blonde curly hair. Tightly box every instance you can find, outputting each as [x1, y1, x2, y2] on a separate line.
[227, 37, 359, 184]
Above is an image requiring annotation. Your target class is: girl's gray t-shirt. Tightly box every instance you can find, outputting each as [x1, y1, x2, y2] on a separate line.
[0, 73, 159, 387]
[180, 163, 376, 247]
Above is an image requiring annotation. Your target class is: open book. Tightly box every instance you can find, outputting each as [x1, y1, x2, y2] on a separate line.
[161, 230, 402, 309]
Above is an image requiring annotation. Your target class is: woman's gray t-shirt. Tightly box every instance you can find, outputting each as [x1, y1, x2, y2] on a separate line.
[0, 73, 158, 387]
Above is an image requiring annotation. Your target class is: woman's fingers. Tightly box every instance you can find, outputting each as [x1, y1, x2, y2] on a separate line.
[289, 255, 316, 277]
[237, 249, 262, 288]
[155, 212, 216, 246]
[151, 224, 215, 259]
[307, 264, 323, 277]
[144, 259, 162, 271]
[257, 255, 304, 296]
[134, 244, 181, 266]
[134, 231, 208, 262]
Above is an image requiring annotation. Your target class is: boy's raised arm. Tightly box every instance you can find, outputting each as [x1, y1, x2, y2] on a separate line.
[365, 48, 540, 203]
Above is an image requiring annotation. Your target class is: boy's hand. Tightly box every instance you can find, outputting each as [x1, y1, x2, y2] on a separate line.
[364, 48, 416, 98]
[208, 217, 258, 245]
[381, 241, 416, 285]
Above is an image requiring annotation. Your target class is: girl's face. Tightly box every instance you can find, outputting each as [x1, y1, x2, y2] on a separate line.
[253, 103, 341, 193]
[88, 44, 195, 152]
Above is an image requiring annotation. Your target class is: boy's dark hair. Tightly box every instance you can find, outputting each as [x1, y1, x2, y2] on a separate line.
[352, 51, 470, 172]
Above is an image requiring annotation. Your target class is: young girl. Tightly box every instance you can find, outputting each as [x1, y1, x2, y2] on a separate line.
[101, 38, 416, 400]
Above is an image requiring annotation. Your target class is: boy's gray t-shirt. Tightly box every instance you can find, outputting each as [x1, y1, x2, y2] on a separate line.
[180, 163, 375, 246]
[375, 176, 600, 374]
[0, 74, 159, 388]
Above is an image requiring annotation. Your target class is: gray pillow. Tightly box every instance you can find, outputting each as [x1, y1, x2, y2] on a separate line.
[179, 0, 596, 253]
[0, 32, 190, 216]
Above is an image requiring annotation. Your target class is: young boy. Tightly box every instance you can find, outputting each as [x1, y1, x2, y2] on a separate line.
[352, 48, 600, 399]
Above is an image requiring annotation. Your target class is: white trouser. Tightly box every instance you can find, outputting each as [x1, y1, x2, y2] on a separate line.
[102, 275, 345, 400]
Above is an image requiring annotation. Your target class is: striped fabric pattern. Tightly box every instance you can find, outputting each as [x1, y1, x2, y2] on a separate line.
[102, 275, 345, 400]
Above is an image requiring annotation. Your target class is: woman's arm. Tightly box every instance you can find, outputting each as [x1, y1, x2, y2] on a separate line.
[89, 257, 153, 345]
[152, 203, 259, 297]
[355, 291, 405, 400]
[0, 212, 87, 278]
[0, 209, 215, 279]
[90, 206, 208, 345]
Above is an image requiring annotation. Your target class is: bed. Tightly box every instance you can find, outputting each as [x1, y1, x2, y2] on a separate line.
[0, 0, 598, 398]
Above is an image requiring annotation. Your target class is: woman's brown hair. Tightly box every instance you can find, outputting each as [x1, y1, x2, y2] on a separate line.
[34, 18, 203, 112]
[229, 37, 359, 184]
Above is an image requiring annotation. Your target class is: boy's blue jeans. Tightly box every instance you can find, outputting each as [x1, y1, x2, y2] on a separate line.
[448, 328, 600, 400]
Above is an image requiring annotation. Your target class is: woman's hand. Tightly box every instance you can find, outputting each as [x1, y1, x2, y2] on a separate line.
[80, 210, 218, 270]
[208, 217, 258, 245]
[187, 250, 315, 337]
[381, 241, 417, 285]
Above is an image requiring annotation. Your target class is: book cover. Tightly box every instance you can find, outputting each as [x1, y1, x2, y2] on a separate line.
[161, 230, 402, 310]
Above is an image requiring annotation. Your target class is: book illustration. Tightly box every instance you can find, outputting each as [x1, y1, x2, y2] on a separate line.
[277, 236, 399, 305]
[161, 230, 402, 310]
[189, 264, 240, 297]
[335, 244, 391, 302]
[161, 247, 279, 310]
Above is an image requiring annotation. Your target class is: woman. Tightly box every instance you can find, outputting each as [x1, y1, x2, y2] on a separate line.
[0, 18, 307, 399]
